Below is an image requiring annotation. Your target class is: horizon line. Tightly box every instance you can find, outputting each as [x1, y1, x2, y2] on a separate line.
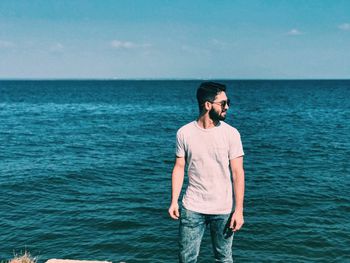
[1, 77, 350, 81]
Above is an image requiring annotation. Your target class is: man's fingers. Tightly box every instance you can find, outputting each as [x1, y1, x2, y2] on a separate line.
[168, 207, 180, 220]
[230, 216, 244, 231]
[230, 218, 236, 229]
[174, 208, 180, 218]
[233, 221, 244, 231]
[170, 214, 178, 220]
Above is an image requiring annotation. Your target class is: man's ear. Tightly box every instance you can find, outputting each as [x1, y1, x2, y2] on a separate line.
[204, 101, 212, 111]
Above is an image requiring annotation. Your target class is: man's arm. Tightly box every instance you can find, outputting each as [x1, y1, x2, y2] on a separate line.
[168, 156, 185, 220]
[229, 156, 245, 231]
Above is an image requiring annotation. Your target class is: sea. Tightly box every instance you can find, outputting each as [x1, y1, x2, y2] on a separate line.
[0, 80, 349, 263]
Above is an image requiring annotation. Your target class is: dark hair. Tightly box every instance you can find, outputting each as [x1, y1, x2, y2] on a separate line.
[196, 82, 226, 113]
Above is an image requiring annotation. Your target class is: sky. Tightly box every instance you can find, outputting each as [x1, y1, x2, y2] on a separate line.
[0, 0, 350, 79]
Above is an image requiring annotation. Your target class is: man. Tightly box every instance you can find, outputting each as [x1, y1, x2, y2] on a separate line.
[168, 82, 245, 262]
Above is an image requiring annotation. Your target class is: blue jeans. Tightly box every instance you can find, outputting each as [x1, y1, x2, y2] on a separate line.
[179, 207, 234, 263]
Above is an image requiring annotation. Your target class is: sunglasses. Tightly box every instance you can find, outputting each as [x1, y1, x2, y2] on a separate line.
[209, 99, 231, 108]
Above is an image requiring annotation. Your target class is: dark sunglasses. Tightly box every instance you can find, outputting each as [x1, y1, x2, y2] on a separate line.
[209, 99, 231, 108]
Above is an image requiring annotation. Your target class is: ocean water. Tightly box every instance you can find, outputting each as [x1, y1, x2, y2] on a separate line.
[0, 80, 349, 262]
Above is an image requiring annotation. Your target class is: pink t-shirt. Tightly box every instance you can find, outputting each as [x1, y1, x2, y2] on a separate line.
[176, 121, 244, 214]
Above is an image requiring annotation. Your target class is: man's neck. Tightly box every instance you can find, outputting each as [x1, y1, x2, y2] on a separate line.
[196, 115, 219, 129]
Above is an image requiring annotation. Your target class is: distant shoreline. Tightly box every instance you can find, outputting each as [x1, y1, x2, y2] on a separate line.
[1, 78, 350, 81]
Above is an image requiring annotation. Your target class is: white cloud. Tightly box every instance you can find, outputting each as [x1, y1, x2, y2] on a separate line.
[181, 45, 211, 56]
[110, 40, 150, 49]
[0, 40, 14, 48]
[111, 40, 135, 49]
[50, 42, 64, 52]
[338, 23, 350, 31]
[287, 29, 303, 36]
[210, 39, 228, 49]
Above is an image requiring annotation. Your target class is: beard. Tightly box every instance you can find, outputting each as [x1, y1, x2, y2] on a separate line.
[209, 108, 226, 121]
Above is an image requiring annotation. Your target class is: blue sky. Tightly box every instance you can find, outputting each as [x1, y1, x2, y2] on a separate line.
[0, 0, 349, 79]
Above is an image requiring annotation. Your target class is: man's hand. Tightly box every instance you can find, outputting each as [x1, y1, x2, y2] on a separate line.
[230, 210, 244, 232]
[169, 157, 185, 220]
[168, 202, 180, 220]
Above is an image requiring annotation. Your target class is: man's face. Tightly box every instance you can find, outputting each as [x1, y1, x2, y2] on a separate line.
[208, 91, 230, 121]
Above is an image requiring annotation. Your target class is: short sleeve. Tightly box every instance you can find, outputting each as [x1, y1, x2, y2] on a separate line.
[229, 129, 244, 160]
[175, 130, 186, 157]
